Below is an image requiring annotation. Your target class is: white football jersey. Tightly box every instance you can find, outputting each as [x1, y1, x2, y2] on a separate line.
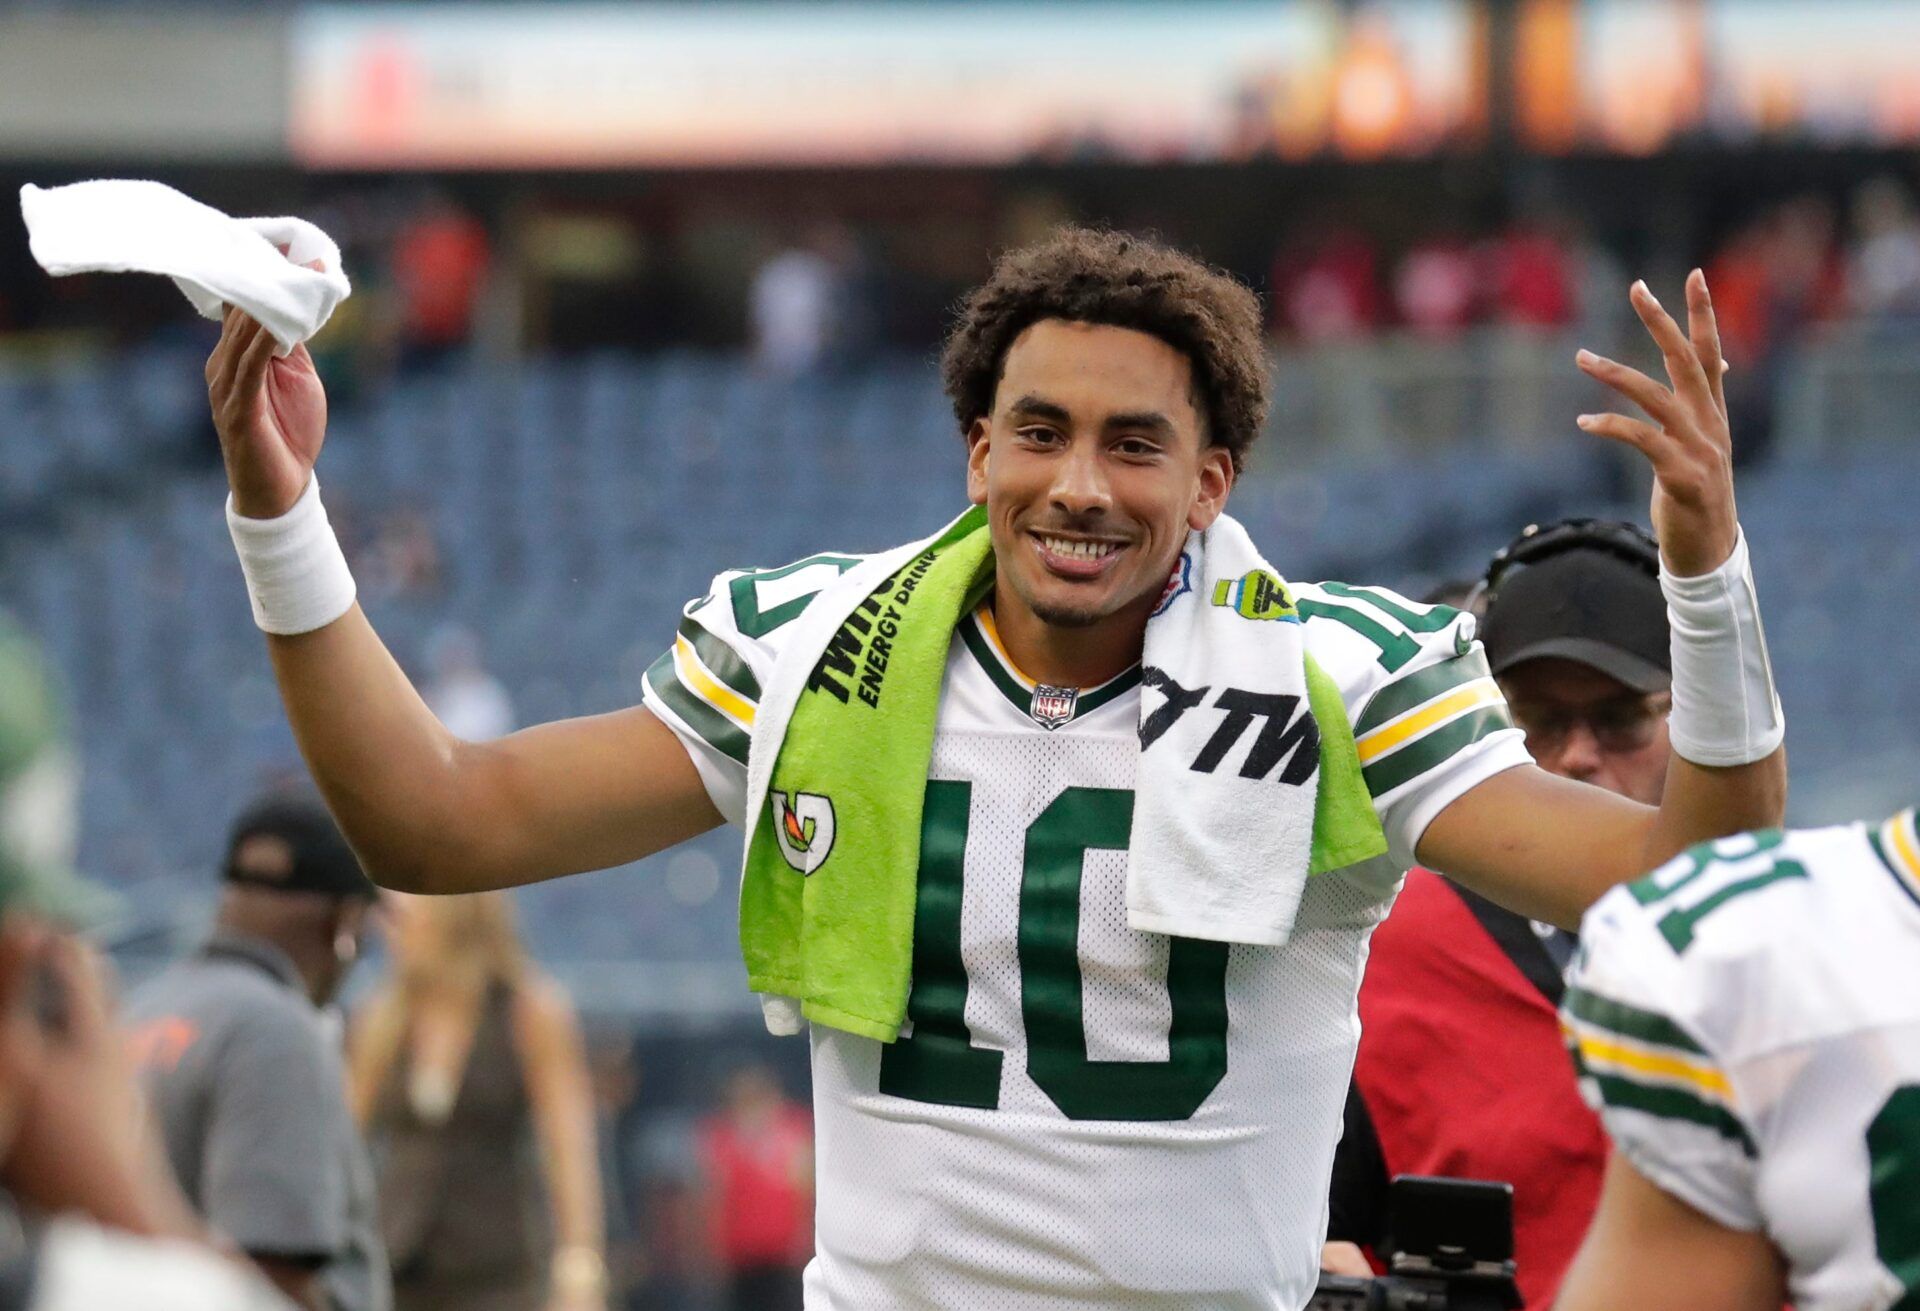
[644, 554, 1530, 1310]
[1565, 814, 1920, 1311]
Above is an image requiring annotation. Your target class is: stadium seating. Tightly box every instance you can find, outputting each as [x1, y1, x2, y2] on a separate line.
[2, 350, 1914, 989]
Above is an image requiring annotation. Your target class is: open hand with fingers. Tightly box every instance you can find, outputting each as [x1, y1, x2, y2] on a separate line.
[1574, 271, 1738, 578]
[204, 255, 331, 521]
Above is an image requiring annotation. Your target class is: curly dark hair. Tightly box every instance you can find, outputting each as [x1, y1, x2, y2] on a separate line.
[940, 227, 1268, 473]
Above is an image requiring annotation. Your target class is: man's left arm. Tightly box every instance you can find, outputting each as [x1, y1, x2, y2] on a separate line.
[1420, 272, 1786, 928]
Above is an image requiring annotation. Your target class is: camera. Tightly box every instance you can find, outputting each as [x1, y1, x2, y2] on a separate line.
[1308, 1176, 1522, 1311]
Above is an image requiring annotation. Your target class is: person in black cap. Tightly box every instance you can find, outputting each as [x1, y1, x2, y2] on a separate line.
[1477, 518, 1672, 807]
[124, 791, 390, 1311]
[1323, 520, 1673, 1308]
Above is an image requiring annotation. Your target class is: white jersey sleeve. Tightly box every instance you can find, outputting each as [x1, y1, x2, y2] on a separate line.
[1566, 816, 1920, 1311]
[641, 552, 863, 826]
[1296, 581, 1532, 868]
[1563, 840, 1764, 1231]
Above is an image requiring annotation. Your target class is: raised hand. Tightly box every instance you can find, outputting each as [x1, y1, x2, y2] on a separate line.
[204, 267, 329, 520]
[1574, 271, 1738, 577]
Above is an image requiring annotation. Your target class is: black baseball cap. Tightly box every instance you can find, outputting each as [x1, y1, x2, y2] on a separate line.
[223, 791, 377, 901]
[1480, 543, 1670, 694]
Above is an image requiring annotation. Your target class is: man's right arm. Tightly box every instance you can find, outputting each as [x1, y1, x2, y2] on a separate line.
[209, 300, 723, 896]
[266, 610, 721, 893]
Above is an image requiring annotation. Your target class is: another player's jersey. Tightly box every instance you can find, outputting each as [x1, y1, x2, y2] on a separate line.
[645, 556, 1531, 1310]
[1565, 815, 1920, 1311]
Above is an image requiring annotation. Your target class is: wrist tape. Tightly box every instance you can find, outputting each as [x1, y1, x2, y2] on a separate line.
[226, 474, 357, 636]
[1661, 527, 1785, 767]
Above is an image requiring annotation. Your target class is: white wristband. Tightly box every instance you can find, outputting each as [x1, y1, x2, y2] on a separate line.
[1660, 527, 1784, 767]
[225, 473, 357, 635]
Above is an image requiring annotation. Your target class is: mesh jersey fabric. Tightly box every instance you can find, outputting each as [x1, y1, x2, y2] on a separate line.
[1566, 815, 1920, 1311]
[644, 559, 1531, 1309]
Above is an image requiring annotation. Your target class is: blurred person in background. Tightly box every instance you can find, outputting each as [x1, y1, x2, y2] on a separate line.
[1269, 224, 1386, 342]
[359, 509, 444, 605]
[348, 893, 605, 1311]
[748, 226, 861, 378]
[1392, 232, 1477, 338]
[1847, 175, 1920, 330]
[421, 624, 515, 744]
[388, 191, 491, 373]
[697, 1064, 812, 1311]
[1706, 194, 1847, 467]
[584, 1029, 648, 1309]
[1482, 217, 1575, 331]
[124, 791, 387, 1311]
[0, 616, 291, 1310]
[1324, 520, 1671, 1306]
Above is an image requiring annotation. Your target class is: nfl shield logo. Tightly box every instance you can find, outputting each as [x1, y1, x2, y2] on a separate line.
[1029, 684, 1079, 731]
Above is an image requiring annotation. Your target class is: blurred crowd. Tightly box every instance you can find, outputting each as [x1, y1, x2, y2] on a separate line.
[10, 173, 1920, 395]
[1270, 179, 1920, 344]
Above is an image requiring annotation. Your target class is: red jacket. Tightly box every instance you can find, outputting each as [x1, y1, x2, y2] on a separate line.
[1345, 869, 1607, 1309]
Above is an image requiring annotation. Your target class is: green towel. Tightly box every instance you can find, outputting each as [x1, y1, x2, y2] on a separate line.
[740, 509, 1385, 1042]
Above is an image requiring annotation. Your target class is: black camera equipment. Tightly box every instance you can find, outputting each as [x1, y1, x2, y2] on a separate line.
[1307, 1176, 1522, 1311]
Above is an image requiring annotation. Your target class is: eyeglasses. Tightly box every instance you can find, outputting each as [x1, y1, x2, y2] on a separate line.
[1510, 692, 1671, 756]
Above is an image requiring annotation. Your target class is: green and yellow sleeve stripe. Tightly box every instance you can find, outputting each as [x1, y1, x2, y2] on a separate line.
[1561, 984, 1756, 1155]
[643, 614, 761, 766]
[1867, 808, 1920, 911]
[1352, 650, 1515, 798]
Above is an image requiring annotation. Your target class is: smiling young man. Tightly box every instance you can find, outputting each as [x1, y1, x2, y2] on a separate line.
[204, 227, 1785, 1309]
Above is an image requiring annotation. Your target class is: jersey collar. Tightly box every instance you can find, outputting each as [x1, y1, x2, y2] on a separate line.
[957, 605, 1141, 728]
[1865, 809, 1920, 913]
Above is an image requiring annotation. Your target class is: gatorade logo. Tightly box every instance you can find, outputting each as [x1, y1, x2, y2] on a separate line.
[1210, 570, 1299, 622]
[772, 791, 837, 875]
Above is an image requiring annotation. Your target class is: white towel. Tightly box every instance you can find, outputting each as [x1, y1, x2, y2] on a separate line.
[19, 180, 351, 356]
[1126, 513, 1320, 945]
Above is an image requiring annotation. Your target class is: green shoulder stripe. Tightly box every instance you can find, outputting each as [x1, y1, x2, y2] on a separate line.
[1578, 1065, 1757, 1156]
[1354, 648, 1492, 737]
[645, 650, 749, 765]
[679, 614, 761, 703]
[1360, 704, 1513, 798]
[1563, 985, 1708, 1057]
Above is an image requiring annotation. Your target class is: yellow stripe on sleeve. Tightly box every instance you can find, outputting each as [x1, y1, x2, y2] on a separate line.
[1562, 1022, 1736, 1103]
[673, 635, 757, 727]
[1873, 813, 1920, 898]
[1355, 678, 1503, 765]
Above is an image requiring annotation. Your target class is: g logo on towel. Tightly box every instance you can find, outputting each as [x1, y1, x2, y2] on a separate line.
[773, 791, 837, 875]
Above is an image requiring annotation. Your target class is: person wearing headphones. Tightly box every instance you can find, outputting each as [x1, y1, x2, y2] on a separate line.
[1322, 520, 1673, 1308]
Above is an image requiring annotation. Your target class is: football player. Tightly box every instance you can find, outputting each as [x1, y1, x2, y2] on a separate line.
[204, 228, 1784, 1308]
[1557, 811, 1920, 1311]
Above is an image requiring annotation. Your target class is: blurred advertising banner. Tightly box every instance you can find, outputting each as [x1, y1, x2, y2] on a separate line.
[289, 1, 1482, 169]
[1519, 0, 1920, 154]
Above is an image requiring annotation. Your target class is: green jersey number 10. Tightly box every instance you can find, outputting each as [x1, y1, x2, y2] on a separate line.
[878, 783, 1229, 1122]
